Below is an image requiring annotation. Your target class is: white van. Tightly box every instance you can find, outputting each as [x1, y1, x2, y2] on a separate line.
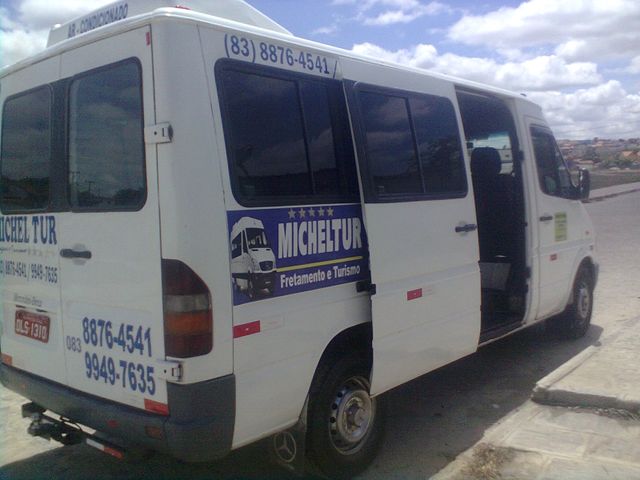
[230, 216, 276, 299]
[0, 0, 597, 477]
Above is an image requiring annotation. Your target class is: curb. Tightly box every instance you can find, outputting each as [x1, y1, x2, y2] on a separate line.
[584, 185, 640, 203]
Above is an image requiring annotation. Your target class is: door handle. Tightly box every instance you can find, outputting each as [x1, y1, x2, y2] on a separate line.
[539, 214, 554, 222]
[60, 248, 92, 260]
[455, 223, 478, 233]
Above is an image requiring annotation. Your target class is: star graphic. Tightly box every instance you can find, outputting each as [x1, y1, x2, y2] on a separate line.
[308, 208, 316, 217]
[298, 208, 306, 218]
[327, 207, 334, 217]
[288, 208, 296, 219]
[318, 207, 325, 216]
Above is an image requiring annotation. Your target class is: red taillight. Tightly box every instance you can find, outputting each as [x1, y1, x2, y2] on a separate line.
[162, 259, 212, 358]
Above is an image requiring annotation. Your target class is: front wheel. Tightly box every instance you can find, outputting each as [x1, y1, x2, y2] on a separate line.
[307, 355, 384, 479]
[555, 266, 593, 339]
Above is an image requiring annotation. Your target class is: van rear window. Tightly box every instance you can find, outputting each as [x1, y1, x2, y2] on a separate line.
[1, 87, 52, 212]
[68, 61, 146, 210]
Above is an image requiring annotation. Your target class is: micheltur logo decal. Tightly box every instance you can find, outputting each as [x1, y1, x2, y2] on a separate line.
[228, 205, 369, 305]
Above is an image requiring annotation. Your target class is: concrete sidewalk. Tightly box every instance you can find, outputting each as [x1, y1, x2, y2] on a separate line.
[433, 316, 640, 480]
[587, 181, 640, 202]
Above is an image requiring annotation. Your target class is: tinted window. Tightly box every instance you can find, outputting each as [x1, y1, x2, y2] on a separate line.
[231, 234, 242, 258]
[410, 96, 466, 195]
[357, 88, 466, 199]
[69, 60, 145, 209]
[299, 81, 341, 196]
[359, 92, 421, 195]
[531, 127, 573, 198]
[1, 87, 51, 212]
[217, 62, 358, 205]
[220, 70, 311, 198]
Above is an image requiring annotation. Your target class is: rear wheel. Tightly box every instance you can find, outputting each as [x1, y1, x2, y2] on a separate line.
[307, 355, 384, 479]
[555, 266, 593, 339]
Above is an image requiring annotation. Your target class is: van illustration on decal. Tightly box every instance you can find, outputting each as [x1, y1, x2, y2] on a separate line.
[230, 217, 276, 299]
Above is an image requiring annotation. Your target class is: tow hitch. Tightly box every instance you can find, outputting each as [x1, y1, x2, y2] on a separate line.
[22, 402, 83, 445]
[21, 402, 125, 459]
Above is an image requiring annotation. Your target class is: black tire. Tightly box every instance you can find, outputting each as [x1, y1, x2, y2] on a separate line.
[247, 276, 255, 300]
[556, 266, 593, 339]
[307, 354, 384, 479]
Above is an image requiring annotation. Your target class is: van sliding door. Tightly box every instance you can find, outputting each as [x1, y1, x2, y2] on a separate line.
[342, 59, 482, 395]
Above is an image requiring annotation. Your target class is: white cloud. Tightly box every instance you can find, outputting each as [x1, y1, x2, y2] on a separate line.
[448, 0, 640, 62]
[351, 42, 601, 91]
[349, 42, 638, 139]
[0, 28, 48, 66]
[1, 0, 108, 67]
[333, 0, 450, 26]
[527, 82, 640, 138]
[16, 0, 108, 30]
[312, 24, 339, 35]
[362, 1, 449, 26]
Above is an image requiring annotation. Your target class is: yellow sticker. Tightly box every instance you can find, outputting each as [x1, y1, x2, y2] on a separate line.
[555, 212, 567, 241]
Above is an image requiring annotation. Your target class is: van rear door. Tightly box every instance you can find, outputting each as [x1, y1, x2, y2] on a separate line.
[343, 60, 482, 395]
[56, 27, 167, 412]
[0, 57, 66, 386]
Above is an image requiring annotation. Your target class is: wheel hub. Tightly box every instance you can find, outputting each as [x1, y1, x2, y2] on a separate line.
[577, 282, 591, 319]
[329, 376, 374, 454]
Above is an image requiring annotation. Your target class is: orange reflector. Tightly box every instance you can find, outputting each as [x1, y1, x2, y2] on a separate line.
[233, 321, 261, 338]
[164, 311, 211, 335]
[144, 398, 170, 416]
[104, 446, 124, 459]
[1, 353, 12, 365]
[86, 438, 124, 459]
[407, 288, 423, 301]
[145, 425, 164, 440]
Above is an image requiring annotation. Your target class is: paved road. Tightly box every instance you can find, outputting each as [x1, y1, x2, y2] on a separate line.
[1, 191, 638, 479]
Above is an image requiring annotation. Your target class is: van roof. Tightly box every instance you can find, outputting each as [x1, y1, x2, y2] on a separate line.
[47, 0, 291, 47]
[3, 0, 536, 105]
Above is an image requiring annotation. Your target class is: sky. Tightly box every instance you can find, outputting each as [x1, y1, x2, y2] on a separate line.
[1, 0, 639, 140]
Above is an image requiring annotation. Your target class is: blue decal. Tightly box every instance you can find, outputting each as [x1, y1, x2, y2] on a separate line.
[228, 204, 369, 305]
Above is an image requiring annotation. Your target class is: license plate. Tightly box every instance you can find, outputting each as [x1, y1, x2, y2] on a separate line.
[15, 310, 50, 343]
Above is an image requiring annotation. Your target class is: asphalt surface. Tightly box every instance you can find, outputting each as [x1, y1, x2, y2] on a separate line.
[1, 189, 639, 479]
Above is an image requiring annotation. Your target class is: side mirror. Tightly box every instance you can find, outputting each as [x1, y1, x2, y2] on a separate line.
[577, 168, 590, 200]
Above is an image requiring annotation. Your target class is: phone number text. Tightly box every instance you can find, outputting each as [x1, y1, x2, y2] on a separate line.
[224, 34, 336, 77]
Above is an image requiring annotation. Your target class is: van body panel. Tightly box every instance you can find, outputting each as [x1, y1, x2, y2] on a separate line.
[152, 21, 234, 383]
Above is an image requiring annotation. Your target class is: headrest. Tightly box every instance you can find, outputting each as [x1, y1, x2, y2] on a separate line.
[470, 147, 502, 179]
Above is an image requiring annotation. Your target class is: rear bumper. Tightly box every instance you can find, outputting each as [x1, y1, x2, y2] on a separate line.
[0, 363, 235, 462]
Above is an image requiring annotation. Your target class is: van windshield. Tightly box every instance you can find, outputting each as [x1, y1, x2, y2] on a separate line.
[246, 228, 269, 249]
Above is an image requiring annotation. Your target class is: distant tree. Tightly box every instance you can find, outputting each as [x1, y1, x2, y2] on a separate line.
[583, 146, 600, 163]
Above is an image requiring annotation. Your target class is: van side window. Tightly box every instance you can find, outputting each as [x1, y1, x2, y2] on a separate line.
[355, 86, 466, 200]
[410, 96, 466, 195]
[69, 60, 146, 210]
[1, 87, 52, 212]
[531, 127, 574, 198]
[359, 92, 422, 195]
[216, 60, 358, 206]
[231, 234, 242, 259]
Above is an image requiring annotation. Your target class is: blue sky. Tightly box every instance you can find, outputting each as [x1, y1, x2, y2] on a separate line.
[1, 0, 639, 139]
